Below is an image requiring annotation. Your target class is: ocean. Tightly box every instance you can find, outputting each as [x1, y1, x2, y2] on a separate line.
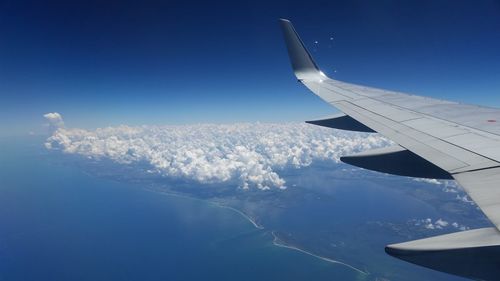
[0, 136, 362, 281]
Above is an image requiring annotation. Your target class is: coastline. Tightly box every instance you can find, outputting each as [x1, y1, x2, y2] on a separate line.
[212, 203, 264, 229]
[144, 187, 264, 230]
[143, 187, 368, 276]
[271, 231, 369, 276]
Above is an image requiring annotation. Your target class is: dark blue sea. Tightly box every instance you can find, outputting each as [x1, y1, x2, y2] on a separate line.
[0, 137, 363, 281]
[1, 136, 478, 280]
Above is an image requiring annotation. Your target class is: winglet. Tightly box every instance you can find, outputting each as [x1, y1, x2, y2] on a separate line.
[279, 19, 325, 81]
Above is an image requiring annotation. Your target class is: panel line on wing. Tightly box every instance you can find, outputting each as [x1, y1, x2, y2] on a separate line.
[335, 100, 499, 173]
[310, 80, 500, 172]
[330, 80, 500, 141]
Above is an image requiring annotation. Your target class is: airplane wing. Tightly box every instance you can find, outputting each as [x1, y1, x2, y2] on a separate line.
[279, 19, 500, 280]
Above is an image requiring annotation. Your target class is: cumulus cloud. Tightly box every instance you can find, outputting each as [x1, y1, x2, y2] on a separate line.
[456, 194, 475, 205]
[442, 182, 459, 193]
[434, 218, 449, 228]
[412, 179, 476, 206]
[412, 178, 442, 185]
[45, 121, 391, 190]
[412, 218, 468, 231]
[43, 112, 64, 132]
[435, 181, 475, 205]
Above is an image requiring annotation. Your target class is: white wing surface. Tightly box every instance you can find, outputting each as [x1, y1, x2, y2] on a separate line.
[280, 18, 500, 230]
[279, 19, 500, 280]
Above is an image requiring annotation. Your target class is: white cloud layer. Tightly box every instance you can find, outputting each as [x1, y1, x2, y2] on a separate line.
[45, 119, 391, 190]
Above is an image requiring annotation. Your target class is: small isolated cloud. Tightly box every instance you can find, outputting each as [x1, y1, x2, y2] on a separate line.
[440, 180, 465, 193]
[45, 122, 391, 190]
[456, 194, 475, 205]
[435, 218, 449, 228]
[412, 218, 469, 231]
[451, 222, 469, 231]
[43, 112, 64, 131]
[413, 178, 442, 185]
[436, 181, 475, 205]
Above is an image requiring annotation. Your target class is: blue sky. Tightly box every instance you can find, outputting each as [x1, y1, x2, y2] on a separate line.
[1, 0, 499, 136]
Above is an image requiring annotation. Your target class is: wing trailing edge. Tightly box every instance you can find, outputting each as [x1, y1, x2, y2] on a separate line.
[306, 113, 375, 132]
[386, 227, 500, 280]
[340, 146, 452, 179]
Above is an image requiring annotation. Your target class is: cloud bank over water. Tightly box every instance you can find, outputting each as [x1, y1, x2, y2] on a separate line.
[44, 114, 391, 190]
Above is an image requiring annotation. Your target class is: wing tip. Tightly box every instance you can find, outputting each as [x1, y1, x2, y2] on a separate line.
[278, 18, 324, 81]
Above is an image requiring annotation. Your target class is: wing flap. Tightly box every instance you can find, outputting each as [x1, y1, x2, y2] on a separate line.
[454, 167, 500, 230]
[306, 113, 375, 132]
[385, 227, 500, 280]
[340, 145, 452, 179]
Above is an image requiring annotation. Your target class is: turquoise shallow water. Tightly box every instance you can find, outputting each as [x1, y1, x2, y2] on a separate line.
[0, 136, 363, 281]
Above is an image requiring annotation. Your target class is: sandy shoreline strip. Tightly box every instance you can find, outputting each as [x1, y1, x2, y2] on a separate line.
[146, 188, 368, 276]
[213, 203, 264, 229]
[271, 231, 369, 275]
[145, 188, 264, 229]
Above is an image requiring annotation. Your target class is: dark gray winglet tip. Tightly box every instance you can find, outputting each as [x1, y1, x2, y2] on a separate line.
[384, 245, 400, 257]
[278, 18, 324, 81]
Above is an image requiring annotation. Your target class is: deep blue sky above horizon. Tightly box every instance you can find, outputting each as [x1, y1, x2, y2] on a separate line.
[1, 0, 499, 136]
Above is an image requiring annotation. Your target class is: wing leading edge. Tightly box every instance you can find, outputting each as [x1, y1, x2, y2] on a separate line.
[279, 19, 500, 279]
